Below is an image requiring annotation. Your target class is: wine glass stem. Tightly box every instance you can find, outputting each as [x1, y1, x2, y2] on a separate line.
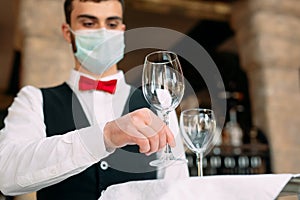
[162, 111, 172, 155]
[196, 152, 204, 177]
[162, 110, 169, 126]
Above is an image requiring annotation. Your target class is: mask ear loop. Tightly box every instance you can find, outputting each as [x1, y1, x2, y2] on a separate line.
[70, 34, 78, 53]
[67, 26, 85, 72]
[67, 25, 78, 53]
[68, 26, 77, 35]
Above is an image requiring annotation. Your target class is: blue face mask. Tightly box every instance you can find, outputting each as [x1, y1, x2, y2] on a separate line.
[70, 28, 125, 75]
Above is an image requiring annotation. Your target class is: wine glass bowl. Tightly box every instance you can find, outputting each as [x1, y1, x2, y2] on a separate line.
[180, 108, 217, 176]
[143, 51, 184, 113]
[142, 50, 185, 167]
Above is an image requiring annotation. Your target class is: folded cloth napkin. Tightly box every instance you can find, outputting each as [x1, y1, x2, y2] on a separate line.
[99, 174, 293, 200]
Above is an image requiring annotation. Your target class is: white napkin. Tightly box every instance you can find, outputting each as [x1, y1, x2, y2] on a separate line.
[99, 174, 293, 200]
[156, 89, 172, 109]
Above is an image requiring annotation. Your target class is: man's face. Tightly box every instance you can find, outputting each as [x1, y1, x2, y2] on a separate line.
[70, 0, 125, 31]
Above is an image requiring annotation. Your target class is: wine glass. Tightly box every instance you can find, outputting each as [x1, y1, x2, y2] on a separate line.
[142, 50, 185, 167]
[180, 108, 217, 176]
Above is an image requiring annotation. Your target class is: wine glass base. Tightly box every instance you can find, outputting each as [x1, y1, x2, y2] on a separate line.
[149, 153, 187, 167]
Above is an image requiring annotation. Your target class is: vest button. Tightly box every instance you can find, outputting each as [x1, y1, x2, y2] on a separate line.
[100, 161, 109, 170]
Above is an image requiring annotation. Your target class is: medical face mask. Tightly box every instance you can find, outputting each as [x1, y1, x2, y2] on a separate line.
[70, 28, 125, 75]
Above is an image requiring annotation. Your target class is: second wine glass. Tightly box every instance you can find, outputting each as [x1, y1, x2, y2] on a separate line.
[180, 108, 217, 176]
[142, 50, 185, 167]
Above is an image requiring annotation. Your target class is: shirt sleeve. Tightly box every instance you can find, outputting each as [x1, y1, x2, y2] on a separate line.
[0, 86, 111, 196]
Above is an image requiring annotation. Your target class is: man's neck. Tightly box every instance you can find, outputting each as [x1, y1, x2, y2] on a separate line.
[75, 63, 118, 79]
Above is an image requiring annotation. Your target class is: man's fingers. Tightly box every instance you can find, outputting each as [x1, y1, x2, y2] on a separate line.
[132, 109, 176, 152]
[158, 127, 167, 150]
[166, 125, 176, 147]
[146, 134, 160, 155]
[134, 124, 160, 154]
[104, 108, 176, 154]
[133, 136, 150, 153]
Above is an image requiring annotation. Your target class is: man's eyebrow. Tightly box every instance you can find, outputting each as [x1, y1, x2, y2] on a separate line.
[76, 15, 122, 21]
[77, 14, 98, 21]
[106, 16, 123, 21]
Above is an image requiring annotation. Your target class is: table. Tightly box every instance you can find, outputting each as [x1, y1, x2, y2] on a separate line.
[280, 176, 300, 198]
[99, 174, 299, 200]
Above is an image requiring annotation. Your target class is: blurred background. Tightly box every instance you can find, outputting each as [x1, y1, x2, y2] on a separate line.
[0, 0, 300, 186]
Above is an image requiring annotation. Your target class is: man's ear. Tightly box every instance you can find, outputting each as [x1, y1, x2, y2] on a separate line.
[62, 23, 72, 43]
[62, 23, 77, 53]
[121, 24, 126, 31]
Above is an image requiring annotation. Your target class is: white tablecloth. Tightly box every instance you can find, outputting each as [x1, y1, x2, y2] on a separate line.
[99, 174, 294, 200]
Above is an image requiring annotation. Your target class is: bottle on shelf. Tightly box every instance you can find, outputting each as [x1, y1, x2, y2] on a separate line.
[222, 106, 243, 147]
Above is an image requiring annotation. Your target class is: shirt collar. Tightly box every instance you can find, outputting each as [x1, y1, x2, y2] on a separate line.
[66, 69, 127, 92]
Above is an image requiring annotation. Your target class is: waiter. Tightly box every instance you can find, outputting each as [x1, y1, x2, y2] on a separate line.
[0, 0, 188, 199]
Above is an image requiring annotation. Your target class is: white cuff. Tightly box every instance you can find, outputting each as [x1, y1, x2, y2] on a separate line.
[78, 125, 113, 160]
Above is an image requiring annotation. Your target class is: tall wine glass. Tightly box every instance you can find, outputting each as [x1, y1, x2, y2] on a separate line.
[142, 50, 185, 167]
[180, 108, 216, 176]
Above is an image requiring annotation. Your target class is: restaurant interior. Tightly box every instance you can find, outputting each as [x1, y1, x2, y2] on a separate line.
[0, 0, 300, 199]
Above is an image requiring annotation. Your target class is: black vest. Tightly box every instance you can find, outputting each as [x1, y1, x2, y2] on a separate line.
[37, 83, 156, 200]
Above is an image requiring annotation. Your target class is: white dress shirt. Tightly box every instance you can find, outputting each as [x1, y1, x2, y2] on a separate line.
[0, 69, 189, 196]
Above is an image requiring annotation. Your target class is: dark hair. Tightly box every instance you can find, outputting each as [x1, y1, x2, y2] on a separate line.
[64, 0, 124, 24]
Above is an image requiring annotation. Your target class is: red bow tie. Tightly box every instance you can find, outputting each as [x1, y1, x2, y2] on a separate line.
[79, 76, 117, 94]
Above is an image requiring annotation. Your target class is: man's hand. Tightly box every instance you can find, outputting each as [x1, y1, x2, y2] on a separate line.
[103, 108, 175, 155]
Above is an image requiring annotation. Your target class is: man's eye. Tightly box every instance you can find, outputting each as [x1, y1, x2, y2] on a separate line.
[83, 22, 95, 27]
[107, 23, 118, 29]
[106, 19, 122, 29]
